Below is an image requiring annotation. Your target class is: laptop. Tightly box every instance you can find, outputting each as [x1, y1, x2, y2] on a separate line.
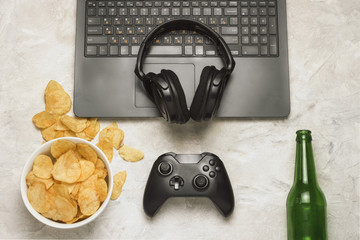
[74, 0, 290, 118]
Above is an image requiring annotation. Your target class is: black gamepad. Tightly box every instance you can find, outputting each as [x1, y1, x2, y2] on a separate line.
[143, 152, 235, 217]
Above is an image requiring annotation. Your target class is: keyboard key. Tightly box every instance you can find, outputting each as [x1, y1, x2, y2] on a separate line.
[88, 1, 96, 7]
[214, 8, 222, 15]
[98, 1, 105, 7]
[103, 18, 111, 25]
[206, 50, 216, 56]
[119, 8, 127, 15]
[172, 8, 180, 16]
[99, 45, 108, 55]
[151, 8, 159, 15]
[88, 8, 96, 16]
[195, 46, 204, 55]
[219, 2, 227, 7]
[222, 36, 239, 44]
[242, 46, 259, 55]
[260, 17, 267, 25]
[87, 36, 108, 44]
[163, 36, 172, 44]
[260, 27, 267, 34]
[132, 46, 140, 55]
[241, 8, 249, 16]
[250, 26, 258, 34]
[241, 17, 249, 25]
[115, 27, 124, 34]
[230, 17, 238, 25]
[140, 8, 149, 15]
[87, 26, 103, 35]
[110, 45, 118, 55]
[221, 27, 238, 35]
[162, 8, 170, 15]
[105, 27, 113, 35]
[120, 46, 129, 55]
[259, 8, 267, 16]
[242, 36, 249, 44]
[269, 8, 276, 16]
[148, 46, 182, 55]
[220, 17, 227, 25]
[201, 2, 209, 7]
[250, 36, 258, 44]
[108, 8, 116, 15]
[109, 36, 118, 44]
[174, 36, 183, 44]
[86, 46, 97, 55]
[182, 8, 191, 15]
[231, 50, 239, 56]
[98, 8, 106, 16]
[269, 1, 276, 6]
[88, 17, 101, 25]
[269, 17, 277, 34]
[195, 36, 204, 44]
[250, 8, 258, 16]
[120, 36, 129, 44]
[229, 1, 238, 6]
[135, 18, 144, 25]
[260, 36, 268, 44]
[241, 26, 249, 35]
[225, 8, 238, 15]
[114, 18, 122, 25]
[269, 36, 277, 55]
[261, 45, 268, 55]
[204, 8, 212, 16]
[132, 36, 140, 44]
[210, 2, 218, 7]
[154, 2, 161, 7]
[185, 45, 193, 55]
[193, 8, 201, 15]
[185, 36, 193, 44]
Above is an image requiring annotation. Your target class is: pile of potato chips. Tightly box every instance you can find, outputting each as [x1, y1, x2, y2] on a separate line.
[26, 139, 108, 224]
[32, 80, 100, 142]
[29, 80, 146, 223]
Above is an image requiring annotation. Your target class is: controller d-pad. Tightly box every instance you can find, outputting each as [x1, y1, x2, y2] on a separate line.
[193, 174, 209, 190]
[169, 176, 184, 190]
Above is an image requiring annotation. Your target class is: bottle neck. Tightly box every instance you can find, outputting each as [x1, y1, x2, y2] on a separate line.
[294, 138, 318, 185]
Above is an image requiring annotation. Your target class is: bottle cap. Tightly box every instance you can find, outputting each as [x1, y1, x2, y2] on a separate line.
[296, 129, 312, 142]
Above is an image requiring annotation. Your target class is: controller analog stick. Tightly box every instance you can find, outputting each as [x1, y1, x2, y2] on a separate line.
[158, 162, 172, 175]
[193, 175, 209, 190]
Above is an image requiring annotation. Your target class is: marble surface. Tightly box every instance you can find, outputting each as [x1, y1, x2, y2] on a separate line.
[0, 0, 359, 239]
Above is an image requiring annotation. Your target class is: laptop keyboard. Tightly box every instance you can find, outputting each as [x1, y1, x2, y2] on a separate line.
[85, 0, 279, 57]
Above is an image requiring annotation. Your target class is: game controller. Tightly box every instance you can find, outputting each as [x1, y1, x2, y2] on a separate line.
[143, 152, 235, 217]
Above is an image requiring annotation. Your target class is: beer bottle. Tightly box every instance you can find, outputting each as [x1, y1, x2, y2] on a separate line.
[286, 130, 327, 240]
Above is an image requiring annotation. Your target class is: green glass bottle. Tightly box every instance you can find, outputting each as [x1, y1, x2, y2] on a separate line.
[286, 130, 327, 240]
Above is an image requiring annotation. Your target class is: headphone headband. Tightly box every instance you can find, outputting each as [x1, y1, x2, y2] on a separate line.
[135, 19, 235, 80]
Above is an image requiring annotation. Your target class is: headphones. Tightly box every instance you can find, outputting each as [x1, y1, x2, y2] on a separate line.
[135, 19, 236, 124]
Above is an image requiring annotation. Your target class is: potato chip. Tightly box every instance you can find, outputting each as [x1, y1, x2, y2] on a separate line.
[52, 150, 81, 183]
[99, 122, 124, 150]
[111, 171, 127, 200]
[84, 118, 100, 139]
[80, 174, 98, 190]
[77, 160, 95, 182]
[66, 213, 86, 224]
[45, 80, 64, 94]
[33, 154, 53, 179]
[50, 139, 76, 159]
[77, 143, 97, 164]
[96, 178, 108, 202]
[119, 145, 144, 162]
[75, 131, 92, 141]
[96, 141, 113, 163]
[78, 187, 100, 216]
[43, 188, 78, 222]
[26, 171, 54, 189]
[41, 124, 58, 141]
[27, 182, 51, 214]
[32, 111, 56, 129]
[53, 115, 69, 131]
[94, 159, 108, 179]
[70, 183, 81, 200]
[45, 89, 72, 115]
[60, 115, 88, 133]
[64, 130, 76, 137]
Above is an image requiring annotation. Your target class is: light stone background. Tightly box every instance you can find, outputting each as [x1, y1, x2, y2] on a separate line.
[0, 0, 359, 239]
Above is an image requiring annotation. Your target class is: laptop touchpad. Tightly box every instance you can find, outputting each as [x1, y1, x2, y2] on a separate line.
[135, 63, 195, 108]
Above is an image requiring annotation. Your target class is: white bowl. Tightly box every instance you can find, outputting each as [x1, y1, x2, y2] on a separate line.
[20, 137, 113, 229]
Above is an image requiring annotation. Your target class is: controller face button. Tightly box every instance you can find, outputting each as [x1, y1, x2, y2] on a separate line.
[169, 176, 184, 190]
[193, 175, 209, 190]
[202, 165, 209, 172]
[215, 166, 221, 172]
[158, 162, 173, 176]
[209, 159, 215, 166]
[209, 171, 216, 178]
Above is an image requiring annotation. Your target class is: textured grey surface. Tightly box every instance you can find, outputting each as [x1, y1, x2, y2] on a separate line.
[0, 0, 359, 239]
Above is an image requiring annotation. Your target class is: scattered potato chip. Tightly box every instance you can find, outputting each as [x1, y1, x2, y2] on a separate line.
[50, 139, 76, 159]
[32, 155, 53, 179]
[111, 171, 127, 200]
[60, 115, 88, 133]
[45, 88, 72, 115]
[41, 124, 58, 141]
[96, 141, 113, 163]
[78, 188, 100, 216]
[45, 80, 64, 94]
[77, 160, 95, 182]
[52, 150, 81, 183]
[77, 143, 97, 164]
[99, 122, 124, 150]
[64, 130, 76, 137]
[32, 111, 56, 129]
[53, 115, 69, 131]
[75, 131, 92, 141]
[26, 171, 54, 189]
[27, 182, 51, 214]
[119, 145, 144, 162]
[84, 118, 100, 139]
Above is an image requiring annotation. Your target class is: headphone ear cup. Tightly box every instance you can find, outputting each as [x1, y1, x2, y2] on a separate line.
[190, 66, 227, 122]
[161, 69, 190, 123]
